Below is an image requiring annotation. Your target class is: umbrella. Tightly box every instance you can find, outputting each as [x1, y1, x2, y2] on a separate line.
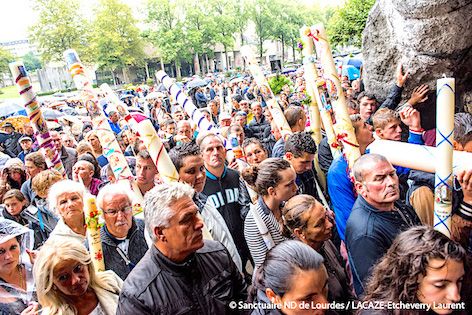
[0, 116, 31, 133]
[0, 101, 26, 117]
[281, 67, 297, 74]
[343, 56, 363, 69]
[229, 77, 244, 84]
[186, 78, 209, 90]
[42, 108, 64, 120]
[120, 94, 134, 100]
[342, 65, 361, 81]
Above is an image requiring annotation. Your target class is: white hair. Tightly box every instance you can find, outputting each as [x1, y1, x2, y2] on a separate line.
[48, 180, 85, 215]
[144, 182, 195, 241]
[96, 182, 134, 211]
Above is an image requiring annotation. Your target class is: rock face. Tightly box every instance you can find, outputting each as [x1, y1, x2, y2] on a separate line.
[362, 0, 472, 127]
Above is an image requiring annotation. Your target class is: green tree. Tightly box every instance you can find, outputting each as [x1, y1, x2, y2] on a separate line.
[90, 0, 145, 83]
[250, 0, 276, 60]
[327, 0, 376, 48]
[22, 52, 42, 72]
[146, 0, 188, 78]
[0, 48, 15, 85]
[29, 0, 90, 62]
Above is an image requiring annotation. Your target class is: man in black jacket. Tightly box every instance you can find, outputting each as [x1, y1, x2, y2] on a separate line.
[1, 123, 22, 158]
[345, 154, 421, 296]
[97, 183, 148, 280]
[117, 182, 247, 314]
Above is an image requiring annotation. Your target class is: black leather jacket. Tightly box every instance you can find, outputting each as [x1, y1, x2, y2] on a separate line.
[117, 240, 248, 315]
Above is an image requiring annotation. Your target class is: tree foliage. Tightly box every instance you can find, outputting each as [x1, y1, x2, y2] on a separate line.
[29, 0, 90, 62]
[90, 0, 145, 72]
[327, 0, 376, 48]
[22, 52, 42, 72]
[0, 47, 15, 82]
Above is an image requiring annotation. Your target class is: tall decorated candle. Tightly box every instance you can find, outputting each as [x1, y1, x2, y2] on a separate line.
[9, 62, 66, 177]
[83, 194, 105, 272]
[434, 77, 455, 237]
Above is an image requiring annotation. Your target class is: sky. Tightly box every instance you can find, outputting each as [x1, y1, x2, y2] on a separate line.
[0, 0, 344, 43]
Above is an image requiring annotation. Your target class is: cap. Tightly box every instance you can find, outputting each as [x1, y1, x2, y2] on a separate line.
[2, 122, 14, 129]
[19, 136, 33, 143]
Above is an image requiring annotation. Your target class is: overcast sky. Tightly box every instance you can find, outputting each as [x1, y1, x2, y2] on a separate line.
[0, 0, 343, 42]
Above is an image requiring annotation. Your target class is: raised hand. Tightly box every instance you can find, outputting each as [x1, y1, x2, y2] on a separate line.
[408, 84, 429, 106]
[395, 63, 409, 87]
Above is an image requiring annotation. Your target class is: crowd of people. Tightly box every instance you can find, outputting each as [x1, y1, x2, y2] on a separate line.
[0, 63, 471, 315]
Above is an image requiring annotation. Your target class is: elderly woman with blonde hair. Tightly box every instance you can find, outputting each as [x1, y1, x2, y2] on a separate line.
[34, 239, 122, 315]
[46, 180, 87, 244]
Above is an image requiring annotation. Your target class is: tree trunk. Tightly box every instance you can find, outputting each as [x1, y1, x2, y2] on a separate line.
[144, 62, 150, 80]
[292, 41, 296, 63]
[259, 38, 264, 63]
[194, 53, 201, 76]
[205, 54, 210, 73]
[111, 70, 117, 86]
[175, 60, 182, 79]
[281, 34, 285, 66]
[224, 45, 230, 71]
[160, 58, 165, 71]
[122, 68, 130, 83]
[199, 54, 206, 76]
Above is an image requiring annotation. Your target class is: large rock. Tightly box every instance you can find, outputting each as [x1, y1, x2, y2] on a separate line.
[362, 0, 472, 128]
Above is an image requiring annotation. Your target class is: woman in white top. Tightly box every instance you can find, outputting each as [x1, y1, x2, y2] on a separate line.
[34, 239, 122, 315]
[46, 180, 87, 244]
[242, 158, 298, 267]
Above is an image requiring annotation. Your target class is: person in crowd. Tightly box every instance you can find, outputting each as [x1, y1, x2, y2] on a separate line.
[61, 133, 77, 149]
[169, 142, 242, 272]
[174, 120, 193, 145]
[228, 124, 245, 147]
[76, 141, 94, 157]
[72, 160, 102, 196]
[17, 137, 34, 163]
[361, 225, 466, 315]
[195, 87, 208, 108]
[346, 153, 421, 296]
[282, 194, 354, 304]
[34, 239, 122, 315]
[96, 184, 148, 280]
[249, 240, 328, 315]
[0, 159, 27, 201]
[135, 150, 158, 197]
[50, 131, 77, 179]
[242, 138, 269, 166]
[0, 123, 22, 158]
[85, 130, 108, 168]
[248, 102, 269, 140]
[239, 100, 253, 123]
[0, 219, 37, 315]
[272, 106, 307, 158]
[21, 152, 47, 205]
[198, 133, 252, 272]
[242, 158, 298, 267]
[357, 63, 412, 123]
[116, 182, 247, 314]
[284, 132, 323, 201]
[208, 100, 219, 125]
[147, 92, 167, 124]
[31, 169, 63, 205]
[107, 111, 122, 134]
[77, 152, 101, 180]
[327, 114, 375, 242]
[47, 180, 87, 244]
[2, 189, 57, 249]
[234, 111, 254, 139]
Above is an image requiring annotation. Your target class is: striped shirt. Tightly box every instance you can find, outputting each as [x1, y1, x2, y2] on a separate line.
[244, 198, 286, 267]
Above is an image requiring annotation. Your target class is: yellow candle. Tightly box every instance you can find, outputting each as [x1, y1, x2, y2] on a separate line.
[312, 24, 360, 169]
[84, 194, 105, 272]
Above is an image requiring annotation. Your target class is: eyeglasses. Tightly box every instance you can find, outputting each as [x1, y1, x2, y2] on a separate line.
[103, 205, 133, 216]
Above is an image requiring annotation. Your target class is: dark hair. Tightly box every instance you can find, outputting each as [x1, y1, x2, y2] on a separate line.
[228, 124, 243, 135]
[137, 149, 151, 160]
[284, 106, 305, 128]
[232, 94, 243, 103]
[161, 119, 176, 128]
[284, 132, 316, 157]
[241, 158, 291, 196]
[357, 91, 378, 103]
[242, 138, 267, 153]
[363, 225, 466, 305]
[169, 142, 201, 172]
[78, 153, 101, 179]
[24, 152, 47, 170]
[249, 240, 325, 301]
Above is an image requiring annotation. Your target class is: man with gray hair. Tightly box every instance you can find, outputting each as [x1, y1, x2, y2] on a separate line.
[117, 182, 247, 314]
[345, 153, 420, 296]
[97, 183, 148, 280]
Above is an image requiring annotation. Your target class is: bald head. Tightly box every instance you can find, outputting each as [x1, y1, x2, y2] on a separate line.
[352, 154, 390, 182]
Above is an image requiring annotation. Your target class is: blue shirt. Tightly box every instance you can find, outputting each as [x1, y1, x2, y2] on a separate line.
[109, 121, 122, 134]
[327, 155, 355, 241]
